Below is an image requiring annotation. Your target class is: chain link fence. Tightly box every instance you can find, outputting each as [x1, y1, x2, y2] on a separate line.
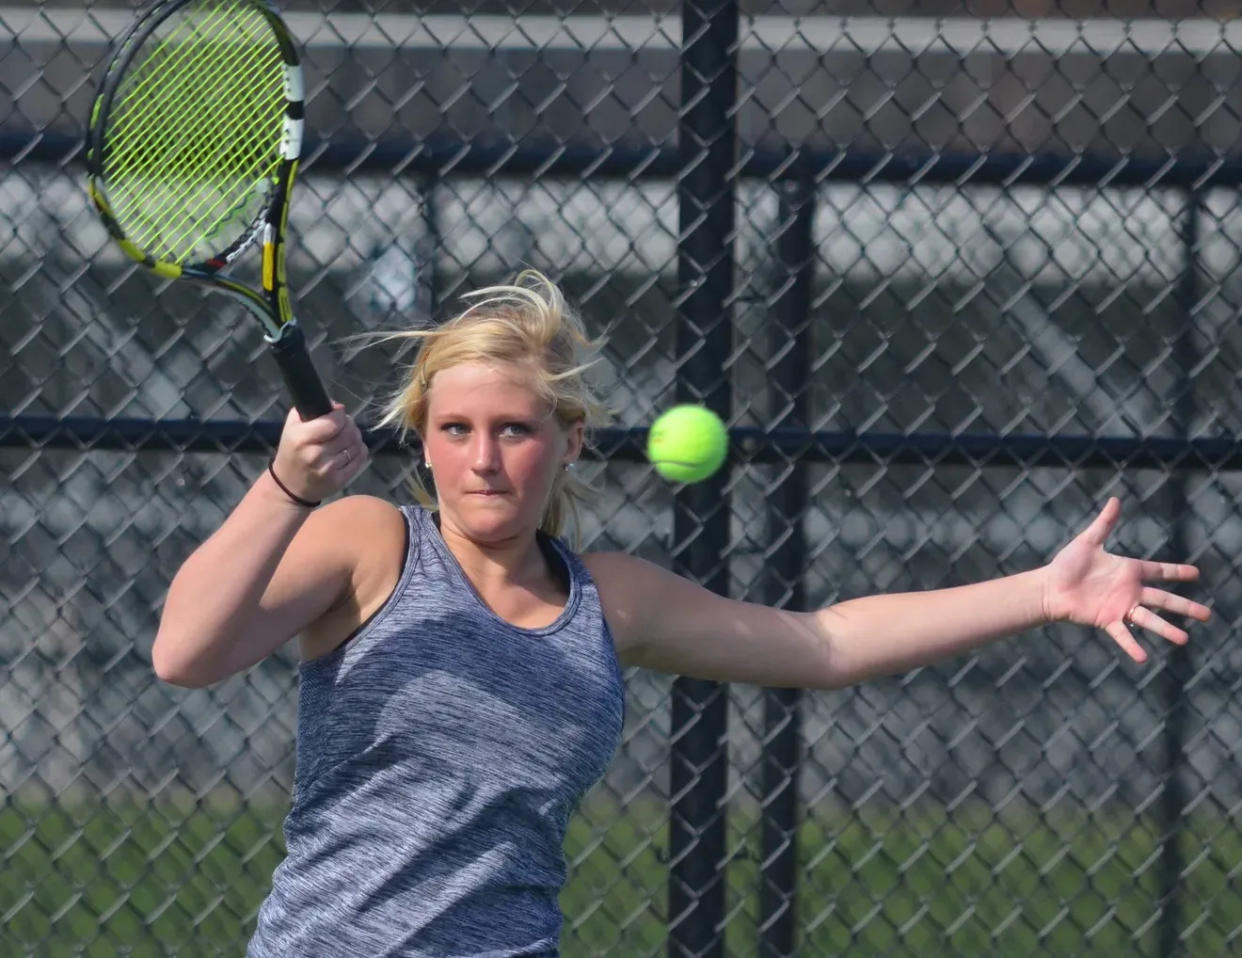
[3, 1, 1242, 954]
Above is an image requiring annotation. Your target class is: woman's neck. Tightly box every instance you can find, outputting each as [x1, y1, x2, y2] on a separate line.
[434, 512, 552, 592]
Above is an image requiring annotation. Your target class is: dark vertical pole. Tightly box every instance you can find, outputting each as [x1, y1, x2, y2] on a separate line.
[758, 169, 814, 957]
[416, 177, 439, 323]
[668, 0, 737, 955]
[1156, 191, 1198, 958]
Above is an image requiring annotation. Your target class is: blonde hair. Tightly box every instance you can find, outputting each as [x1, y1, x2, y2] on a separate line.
[376, 270, 611, 540]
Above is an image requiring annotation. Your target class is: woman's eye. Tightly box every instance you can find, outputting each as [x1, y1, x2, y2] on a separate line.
[442, 423, 467, 436]
[502, 423, 532, 437]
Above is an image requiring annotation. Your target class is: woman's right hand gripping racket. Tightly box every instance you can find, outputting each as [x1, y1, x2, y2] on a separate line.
[86, 0, 332, 420]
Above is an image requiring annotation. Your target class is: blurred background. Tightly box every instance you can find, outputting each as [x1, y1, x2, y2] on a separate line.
[2, 0, 1241, 954]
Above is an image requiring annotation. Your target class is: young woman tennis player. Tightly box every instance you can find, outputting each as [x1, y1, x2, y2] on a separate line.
[152, 271, 1211, 956]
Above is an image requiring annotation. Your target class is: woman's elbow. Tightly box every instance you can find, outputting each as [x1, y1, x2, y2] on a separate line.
[151, 632, 211, 688]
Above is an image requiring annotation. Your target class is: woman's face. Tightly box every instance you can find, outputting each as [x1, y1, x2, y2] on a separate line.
[422, 361, 582, 545]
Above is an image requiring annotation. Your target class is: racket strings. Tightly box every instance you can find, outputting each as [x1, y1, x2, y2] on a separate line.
[107, 3, 251, 194]
[113, 9, 274, 188]
[140, 55, 283, 256]
[109, 2, 237, 130]
[112, 61, 276, 251]
[102, 0, 286, 263]
[112, 81, 280, 257]
[108, 4, 274, 177]
[112, 30, 262, 196]
[111, 9, 281, 255]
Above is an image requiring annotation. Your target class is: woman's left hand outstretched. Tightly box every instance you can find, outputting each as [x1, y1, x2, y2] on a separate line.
[1042, 496, 1212, 663]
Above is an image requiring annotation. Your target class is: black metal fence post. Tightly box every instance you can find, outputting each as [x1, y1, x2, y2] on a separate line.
[758, 169, 815, 956]
[668, 0, 738, 954]
[1156, 189, 1200, 958]
[416, 177, 439, 324]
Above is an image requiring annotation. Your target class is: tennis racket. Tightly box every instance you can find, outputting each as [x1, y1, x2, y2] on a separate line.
[86, 0, 331, 420]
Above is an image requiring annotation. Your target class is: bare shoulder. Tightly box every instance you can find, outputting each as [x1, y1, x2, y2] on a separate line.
[311, 493, 404, 529]
[314, 494, 406, 594]
[296, 495, 407, 659]
[582, 549, 821, 684]
[581, 550, 689, 658]
[298, 494, 404, 560]
[581, 549, 659, 587]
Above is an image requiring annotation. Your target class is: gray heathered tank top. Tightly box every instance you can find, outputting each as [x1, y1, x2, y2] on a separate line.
[247, 505, 625, 957]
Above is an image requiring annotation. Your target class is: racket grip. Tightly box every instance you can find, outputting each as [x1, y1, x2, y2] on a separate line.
[267, 323, 333, 420]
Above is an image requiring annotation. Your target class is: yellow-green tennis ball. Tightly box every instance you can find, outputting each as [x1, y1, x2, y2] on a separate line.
[647, 405, 728, 483]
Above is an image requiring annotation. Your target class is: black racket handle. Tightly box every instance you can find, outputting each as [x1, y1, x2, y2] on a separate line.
[268, 323, 334, 420]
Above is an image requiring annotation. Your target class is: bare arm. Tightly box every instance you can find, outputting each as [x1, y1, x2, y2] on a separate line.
[152, 405, 373, 687]
[589, 553, 1050, 688]
[153, 486, 398, 687]
[587, 498, 1210, 688]
[811, 570, 1048, 686]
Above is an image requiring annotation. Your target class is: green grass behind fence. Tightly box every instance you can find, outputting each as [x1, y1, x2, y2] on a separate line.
[2, 795, 1238, 956]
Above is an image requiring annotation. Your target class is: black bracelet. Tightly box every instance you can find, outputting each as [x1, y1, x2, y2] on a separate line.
[267, 460, 321, 508]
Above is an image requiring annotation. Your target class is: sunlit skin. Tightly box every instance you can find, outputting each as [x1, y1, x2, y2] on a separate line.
[422, 361, 583, 582]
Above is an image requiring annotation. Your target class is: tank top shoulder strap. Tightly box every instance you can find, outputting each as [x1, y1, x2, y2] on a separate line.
[541, 532, 592, 596]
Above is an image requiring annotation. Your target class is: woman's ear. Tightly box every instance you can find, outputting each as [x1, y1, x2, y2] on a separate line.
[563, 419, 585, 467]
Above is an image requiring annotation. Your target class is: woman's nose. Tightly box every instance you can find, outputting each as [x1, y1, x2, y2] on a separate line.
[471, 436, 500, 471]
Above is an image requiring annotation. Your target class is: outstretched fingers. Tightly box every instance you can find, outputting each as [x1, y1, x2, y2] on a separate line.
[1080, 502, 1212, 662]
[1104, 619, 1148, 663]
[1107, 586, 1211, 663]
[1138, 585, 1212, 624]
[1124, 605, 1189, 645]
[1138, 559, 1201, 583]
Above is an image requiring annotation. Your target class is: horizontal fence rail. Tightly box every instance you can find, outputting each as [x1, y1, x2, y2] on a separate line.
[4, 416, 1242, 470]
[10, 130, 1242, 187]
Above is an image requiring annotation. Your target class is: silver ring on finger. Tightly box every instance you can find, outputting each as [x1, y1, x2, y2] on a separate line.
[1125, 604, 1141, 627]
[340, 448, 353, 468]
